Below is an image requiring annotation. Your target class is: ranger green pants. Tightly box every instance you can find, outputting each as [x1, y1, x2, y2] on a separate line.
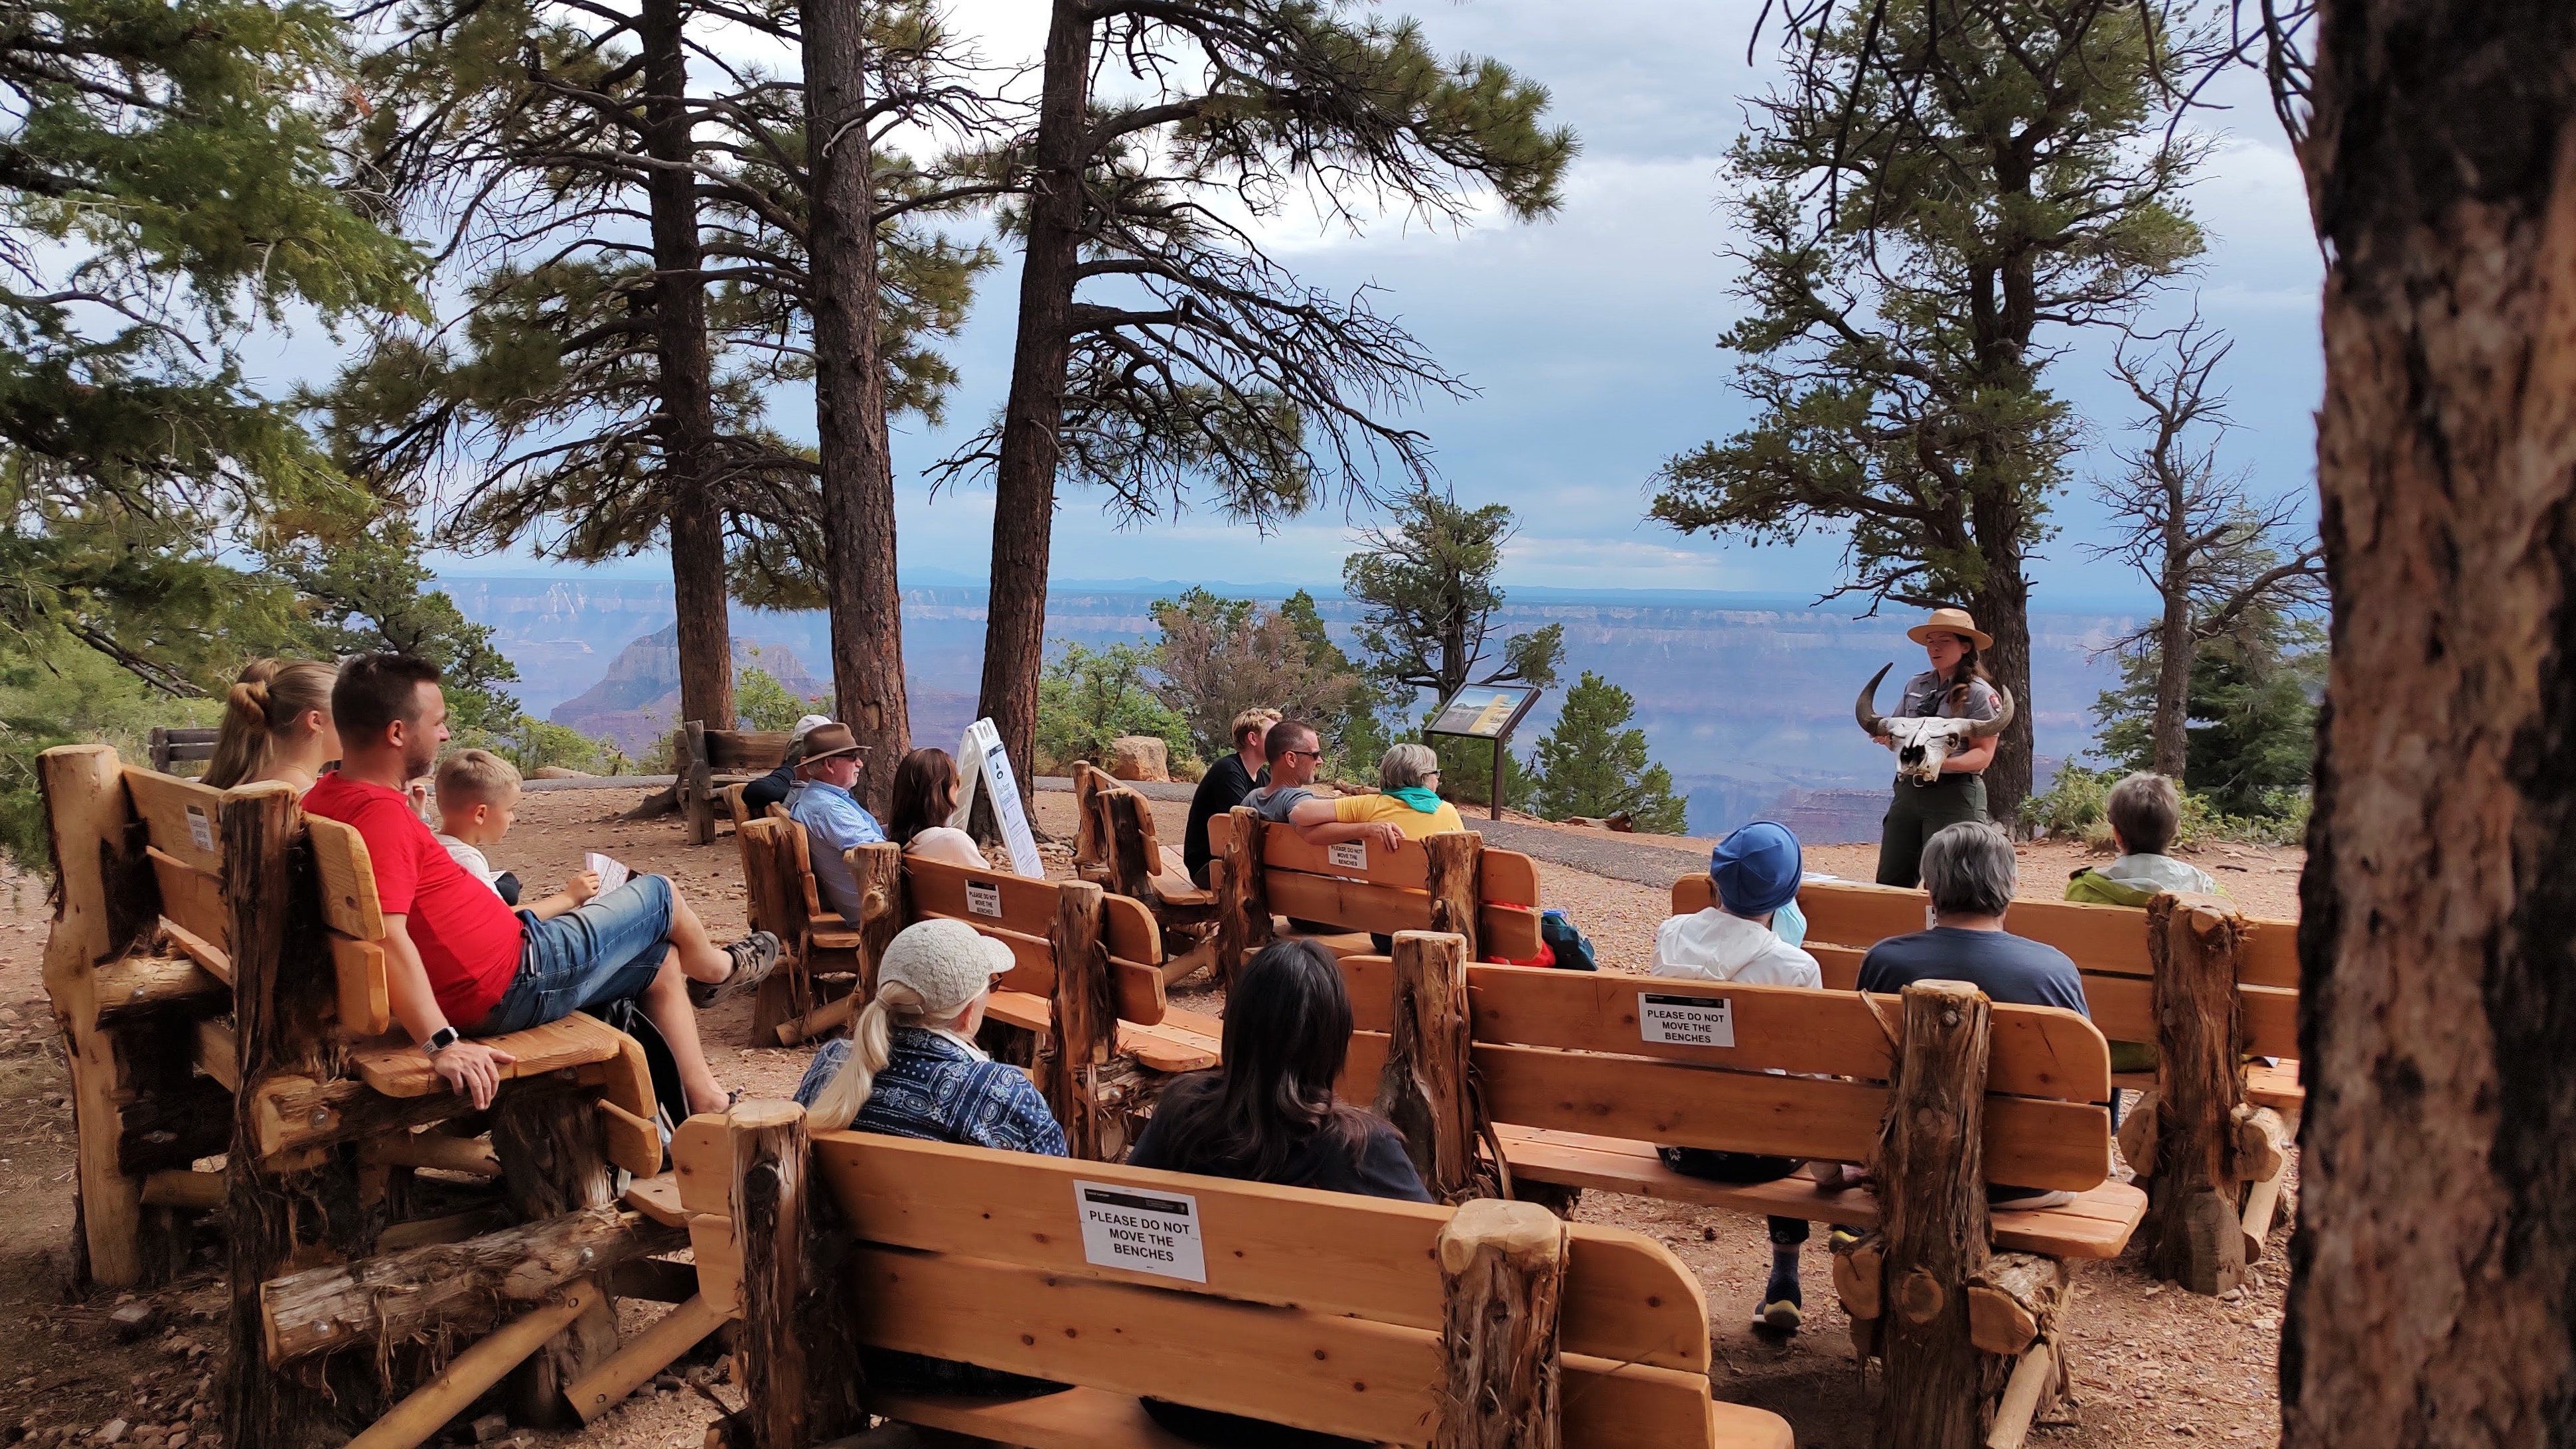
[1874, 774, 1989, 888]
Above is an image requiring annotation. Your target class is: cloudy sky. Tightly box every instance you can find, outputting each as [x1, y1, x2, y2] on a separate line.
[421, 0, 2326, 608]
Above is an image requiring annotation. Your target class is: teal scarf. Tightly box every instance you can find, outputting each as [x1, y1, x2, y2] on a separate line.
[1387, 786, 1443, 814]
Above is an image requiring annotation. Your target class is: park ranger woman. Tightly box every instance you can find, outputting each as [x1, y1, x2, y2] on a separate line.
[1872, 607, 2004, 888]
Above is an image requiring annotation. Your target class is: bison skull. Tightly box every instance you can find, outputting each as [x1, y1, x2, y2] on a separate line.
[1855, 663, 2015, 786]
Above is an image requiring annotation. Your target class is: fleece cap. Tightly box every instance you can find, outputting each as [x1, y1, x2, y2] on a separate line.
[1710, 821, 1803, 919]
[877, 918, 1016, 1018]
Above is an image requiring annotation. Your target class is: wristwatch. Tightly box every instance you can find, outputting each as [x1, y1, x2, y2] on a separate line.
[422, 1026, 461, 1055]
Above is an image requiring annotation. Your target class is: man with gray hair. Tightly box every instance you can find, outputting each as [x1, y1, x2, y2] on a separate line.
[1858, 820, 2087, 1015]
[1857, 821, 2089, 1210]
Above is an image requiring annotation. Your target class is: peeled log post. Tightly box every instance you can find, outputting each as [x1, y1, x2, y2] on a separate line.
[343, 1282, 601, 1449]
[1214, 807, 1272, 986]
[1875, 980, 1993, 1449]
[1101, 789, 1158, 905]
[1375, 931, 1480, 1200]
[849, 841, 905, 1000]
[260, 1206, 685, 1363]
[731, 1101, 866, 1449]
[1434, 1199, 1566, 1449]
[1423, 832, 1483, 965]
[2145, 893, 2251, 1296]
[1047, 880, 1118, 1159]
[491, 1085, 623, 1427]
[1983, 1339, 2058, 1449]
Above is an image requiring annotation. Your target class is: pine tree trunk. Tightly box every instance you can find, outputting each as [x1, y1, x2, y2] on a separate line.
[2281, 5, 2576, 1444]
[1969, 568, 2034, 823]
[804, 5, 908, 808]
[2153, 562, 2192, 779]
[642, 0, 732, 733]
[975, 0, 1093, 797]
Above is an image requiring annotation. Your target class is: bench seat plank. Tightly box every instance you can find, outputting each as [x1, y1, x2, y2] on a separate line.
[624, 1173, 688, 1227]
[981, 990, 1216, 1072]
[873, 1387, 1343, 1449]
[349, 1013, 629, 1098]
[1496, 1126, 2146, 1259]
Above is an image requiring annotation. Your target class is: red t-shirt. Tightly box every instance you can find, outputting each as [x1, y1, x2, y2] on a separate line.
[303, 771, 525, 1028]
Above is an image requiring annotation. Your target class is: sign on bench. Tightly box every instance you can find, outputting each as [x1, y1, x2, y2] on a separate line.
[674, 1108, 1795, 1449]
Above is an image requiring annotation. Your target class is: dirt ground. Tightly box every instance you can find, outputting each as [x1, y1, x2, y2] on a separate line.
[0, 785, 2300, 1449]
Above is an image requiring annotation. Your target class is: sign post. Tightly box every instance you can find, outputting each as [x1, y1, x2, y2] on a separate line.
[1422, 683, 1545, 822]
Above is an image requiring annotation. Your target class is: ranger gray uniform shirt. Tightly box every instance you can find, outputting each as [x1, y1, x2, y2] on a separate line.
[1898, 670, 2001, 722]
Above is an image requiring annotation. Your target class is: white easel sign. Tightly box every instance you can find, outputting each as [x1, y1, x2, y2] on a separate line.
[1075, 1181, 1207, 1282]
[948, 718, 1044, 879]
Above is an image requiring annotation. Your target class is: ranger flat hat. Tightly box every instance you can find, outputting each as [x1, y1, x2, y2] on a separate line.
[1906, 607, 1993, 650]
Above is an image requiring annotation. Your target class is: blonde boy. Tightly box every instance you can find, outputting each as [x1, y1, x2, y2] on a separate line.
[433, 749, 597, 920]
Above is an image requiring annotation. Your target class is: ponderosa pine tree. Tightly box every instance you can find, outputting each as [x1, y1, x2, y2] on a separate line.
[945, 1, 1575, 799]
[1529, 672, 1687, 833]
[0, 0, 419, 690]
[1649, 0, 2216, 822]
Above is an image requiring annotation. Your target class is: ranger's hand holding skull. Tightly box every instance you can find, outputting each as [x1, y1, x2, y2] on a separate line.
[1855, 663, 2014, 785]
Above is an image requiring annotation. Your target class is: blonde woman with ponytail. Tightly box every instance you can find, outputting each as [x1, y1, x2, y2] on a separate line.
[793, 919, 1065, 1154]
[202, 659, 341, 792]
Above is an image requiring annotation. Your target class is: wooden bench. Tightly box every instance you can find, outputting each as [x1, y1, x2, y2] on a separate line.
[674, 722, 793, 845]
[1207, 804, 1545, 975]
[733, 816, 869, 1043]
[148, 724, 218, 775]
[1069, 762, 1220, 980]
[751, 834, 1222, 1158]
[671, 1102, 1795, 1449]
[40, 745, 712, 1446]
[1760, 876, 2299, 1292]
[1331, 931, 2139, 1446]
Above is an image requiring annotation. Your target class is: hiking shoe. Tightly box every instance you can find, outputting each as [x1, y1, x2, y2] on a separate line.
[1753, 1271, 1803, 1334]
[692, 931, 783, 1008]
[1827, 1225, 1865, 1253]
[1989, 1187, 2077, 1212]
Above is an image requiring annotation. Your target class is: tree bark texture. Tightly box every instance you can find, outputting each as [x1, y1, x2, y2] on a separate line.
[1375, 931, 1480, 1201]
[2282, 5, 2576, 1444]
[1969, 570, 2034, 822]
[731, 1101, 867, 1449]
[2145, 893, 2251, 1294]
[1874, 980, 1992, 1449]
[642, 0, 733, 735]
[804, 3, 909, 807]
[222, 787, 382, 1449]
[2153, 512, 2194, 777]
[1434, 1199, 1566, 1449]
[1046, 880, 1116, 1159]
[1215, 807, 1272, 986]
[490, 1085, 623, 1426]
[1422, 832, 1483, 965]
[975, 0, 1095, 800]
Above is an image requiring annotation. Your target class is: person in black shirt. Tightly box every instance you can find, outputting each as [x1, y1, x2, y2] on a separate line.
[741, 713, 832, 814]
[1181, 706, 1278, 886]
[1127, 937, 1429, 1446]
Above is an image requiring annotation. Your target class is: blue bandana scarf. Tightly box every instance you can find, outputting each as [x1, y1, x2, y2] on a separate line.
[1386, 786, 1443, 813]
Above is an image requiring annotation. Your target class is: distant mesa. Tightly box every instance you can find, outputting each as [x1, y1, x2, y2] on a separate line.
[550, 624, 828, 754]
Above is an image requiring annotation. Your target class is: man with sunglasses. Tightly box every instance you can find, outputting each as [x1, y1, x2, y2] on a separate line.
[1243, 719, 1324, 824]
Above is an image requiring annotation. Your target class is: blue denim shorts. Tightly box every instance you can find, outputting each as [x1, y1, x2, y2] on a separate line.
[474, 874, 676, 1035]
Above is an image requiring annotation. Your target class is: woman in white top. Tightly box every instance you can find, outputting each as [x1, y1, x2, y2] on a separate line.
[885, 747, 995, 871]
[202, 658, 340, 794]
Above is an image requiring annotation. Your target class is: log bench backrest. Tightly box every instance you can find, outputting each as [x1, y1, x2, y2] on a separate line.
[1340, 958, 2115, 1193]
[121, 765, 392, 1038]
[678, 1124, 1742, 1449]
[147, 725, 219, 773]
[1671, 877, 2301, 1061]
[700, 729, 793, 775]
[903, 855, 1166, 1026]
[1207, 810, 1545, 959]
[736, 816, 825, 947]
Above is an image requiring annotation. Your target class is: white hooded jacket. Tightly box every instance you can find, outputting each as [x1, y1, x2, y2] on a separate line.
[1651, 909, 1822, 990]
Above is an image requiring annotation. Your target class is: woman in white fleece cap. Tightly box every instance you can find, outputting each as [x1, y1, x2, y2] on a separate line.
[794, 918, 1065, 1155]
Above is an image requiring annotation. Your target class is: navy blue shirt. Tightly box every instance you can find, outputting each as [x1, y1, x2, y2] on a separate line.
[1856, 927, 2089, 1016]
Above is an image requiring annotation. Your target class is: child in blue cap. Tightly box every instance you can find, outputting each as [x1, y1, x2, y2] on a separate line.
[1651, 820, 1830, 1335]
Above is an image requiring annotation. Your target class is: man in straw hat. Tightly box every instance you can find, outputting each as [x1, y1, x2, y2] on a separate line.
[786, 720, 885, 924]
[1871, 606, 2005, 888]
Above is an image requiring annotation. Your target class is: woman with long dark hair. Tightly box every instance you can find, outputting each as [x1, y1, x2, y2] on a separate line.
[884, 747, 991, 870]
[1125, 937, 1428, 1447]
[1871, 607, 2005, 888]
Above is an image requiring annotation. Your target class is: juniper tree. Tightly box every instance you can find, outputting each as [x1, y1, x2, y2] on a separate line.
[938, 1, 1576, 796]
[1649, 0, 2216, 820]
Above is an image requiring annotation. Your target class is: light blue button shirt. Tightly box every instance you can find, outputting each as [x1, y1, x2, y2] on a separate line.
[787, 781, 886, 922]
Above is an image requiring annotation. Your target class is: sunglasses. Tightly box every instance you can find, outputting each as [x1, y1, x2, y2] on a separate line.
[1278, 747, 1322, 760]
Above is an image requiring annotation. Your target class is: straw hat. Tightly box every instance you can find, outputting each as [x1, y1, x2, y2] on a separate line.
[1906, 607, 1993, 650]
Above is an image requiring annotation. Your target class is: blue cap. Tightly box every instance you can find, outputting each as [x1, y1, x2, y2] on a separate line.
[1710, 821, 1803, 918]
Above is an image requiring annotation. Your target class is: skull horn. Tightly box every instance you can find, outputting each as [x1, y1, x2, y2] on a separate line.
[1967, 686, 2016, 739]
[1855, 663, 1892, 737]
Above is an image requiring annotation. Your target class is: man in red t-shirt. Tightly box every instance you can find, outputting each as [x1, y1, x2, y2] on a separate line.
[305, 654, 778, 1112]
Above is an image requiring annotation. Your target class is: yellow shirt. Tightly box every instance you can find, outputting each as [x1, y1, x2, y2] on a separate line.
[1333, 793, 1466, 840]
